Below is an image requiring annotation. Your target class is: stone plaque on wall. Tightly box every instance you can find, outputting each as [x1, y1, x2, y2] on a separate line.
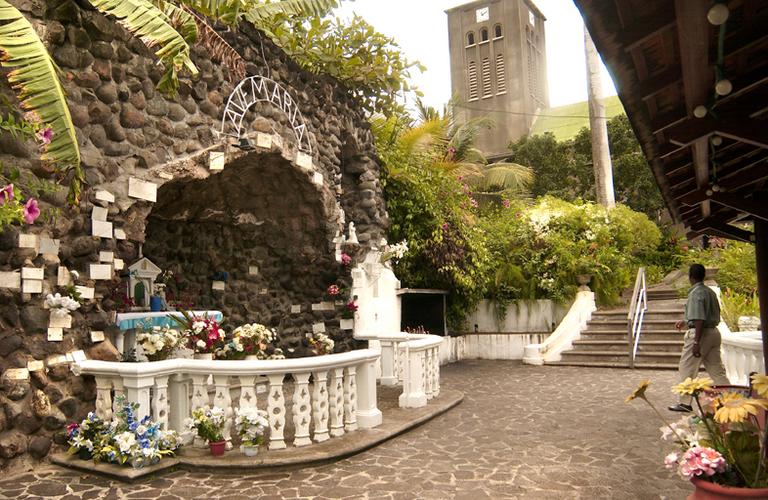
[92, 220, 113, 238]
[90, 331, 105, 343]
[90, 264, 113, 280]
[95, 190, 115, 203]
[49, 313, 72, 329]
[296, 152, 313, 170]
[0, 271, 21, 289]
[22, 279, 43, 294]
[18, 233, 39, 251]
[40, 237, 60, 256]
[21, 267, 44, 280]
[76, 286, 95, 300]
[47, 327, 64, 341]
[212, 281, 226, 291]
[128, 177, 158, 202]
[99, 251, 114, 263]
[209, 151, 225, 171]
[91, 206, 108, 222]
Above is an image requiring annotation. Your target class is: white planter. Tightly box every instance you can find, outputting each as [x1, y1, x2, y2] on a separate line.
[242, 445, 259, 457]
[245, 355, 259, 361]
[340, 319, 354, 330]
[194, 353, 213, 360]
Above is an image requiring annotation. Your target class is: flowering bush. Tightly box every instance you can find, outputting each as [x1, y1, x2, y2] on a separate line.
[45, 292, 81, 317]
[308, 332, 334, 356]
[235, 407, 269, 447]
[0, 183, 40, 227]
[67, 396, 180, 467]
[220, 323, 284, 360]
[185, 406, 226, 443]
[137, 326, 183, 361]
[626, 376, 768, 488]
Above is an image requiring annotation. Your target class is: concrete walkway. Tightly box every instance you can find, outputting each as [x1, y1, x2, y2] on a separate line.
[0, 361, 691, 499]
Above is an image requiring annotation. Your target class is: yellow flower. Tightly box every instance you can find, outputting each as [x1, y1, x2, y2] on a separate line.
[626, 379, 651, 403]
[672, 377, 714, 396]
[751, 374, 768, 398]
[713, 393, 768, 424]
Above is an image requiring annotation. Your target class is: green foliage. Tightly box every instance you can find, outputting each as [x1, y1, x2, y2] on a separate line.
[257, 14, 423, 117]
[720, 288, 760, 332]
[508, 115, 666, 219]
[684, 239, 757, 296]
[0, 1, 83, 204]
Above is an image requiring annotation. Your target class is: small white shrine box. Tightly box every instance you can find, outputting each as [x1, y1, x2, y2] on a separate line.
[128, 257, 161, 308]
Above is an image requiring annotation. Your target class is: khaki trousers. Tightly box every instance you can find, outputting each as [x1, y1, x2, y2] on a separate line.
[677, 327, 729, 405]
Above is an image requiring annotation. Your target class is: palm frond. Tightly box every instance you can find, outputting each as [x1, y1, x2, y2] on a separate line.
[415, 98, 440, 124]
[470, 163, 533, 193]
[88, 0, 199, 95]
[154, 0, 198, 43]
[181, 0, 244, 25]
[399, 118, 445, 156]
[0, 1, 82, 204]
[244, 0, 339, 23]
[448, 116, 493, 161]
[182, 6, 246, 81]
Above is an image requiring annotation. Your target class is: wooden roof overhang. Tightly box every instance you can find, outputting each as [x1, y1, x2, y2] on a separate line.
[573, 0, 768, 243]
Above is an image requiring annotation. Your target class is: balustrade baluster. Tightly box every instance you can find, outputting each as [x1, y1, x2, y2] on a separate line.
[112, 378, 125, 417]
[432, 347, 441, 397]
[95, 377, 113, 421]
[238, 376, 257, 410]
[190, 375, 209, 411]
[152, 376, 170, 430]
[425, 349, 434, 399]
[344, 366, 358, 432]
[329, 368, 345, 437]
[292, 373, 312, 447]
[168, 374, 189, 433]
[124, 375, 153, 420]
[213, 375, 233, 448]
[311, 370, 330, 442]
[420, 352, 427, 401]
[267, 374, 286, 450]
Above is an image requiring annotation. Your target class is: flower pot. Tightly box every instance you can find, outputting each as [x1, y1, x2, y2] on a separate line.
[194, 353, 213, 360]
[688, 478, 768, 499]
[242, 445, 259, 457]
[76, 448, 92, 460]
[576, 274, 592, 291]
[209, 440, 226, 456]
[245, 355, 260, 361]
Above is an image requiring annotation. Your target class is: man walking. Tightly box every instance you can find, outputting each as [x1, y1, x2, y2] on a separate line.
[668, 263, 730, 412]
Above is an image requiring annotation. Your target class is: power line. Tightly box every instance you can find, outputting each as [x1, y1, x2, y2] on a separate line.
[454, 102, 619, 120]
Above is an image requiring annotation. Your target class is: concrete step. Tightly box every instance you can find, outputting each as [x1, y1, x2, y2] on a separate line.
[572, 340, 683, 352]
[586, 320, 680, 330]
[580, 333, 683, 341]
[591, 311, 683, 321]
[582, 327, 683, 335]
[559, 351, 680, 365]
[546, 360, 680, 370]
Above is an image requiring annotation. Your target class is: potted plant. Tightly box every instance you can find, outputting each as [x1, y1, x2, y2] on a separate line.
[626, 375, 768, 498]
[186, 407, 227, 456]
[340, 300, 358, 330]
[136, 326, 182, 361]
[223, 323, 279, 360]
[171, 312, 225, 359]
[235, 407, 269, 456]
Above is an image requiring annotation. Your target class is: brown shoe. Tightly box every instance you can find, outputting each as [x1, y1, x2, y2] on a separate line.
[668, 404, 692, 412]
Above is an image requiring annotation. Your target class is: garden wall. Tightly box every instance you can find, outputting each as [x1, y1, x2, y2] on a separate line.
[0, 0, 387, 467]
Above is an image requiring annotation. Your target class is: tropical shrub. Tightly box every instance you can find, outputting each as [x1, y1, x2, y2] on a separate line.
[720, 288, 760, 332]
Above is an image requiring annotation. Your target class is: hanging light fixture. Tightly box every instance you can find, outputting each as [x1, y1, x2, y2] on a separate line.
[707, 3, 729, 25]
[694, 105, 708, 118]
[715, 79, 733, 96]
[711, 135, 723, 146]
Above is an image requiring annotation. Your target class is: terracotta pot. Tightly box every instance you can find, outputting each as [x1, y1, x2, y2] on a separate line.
[209, 440, 226, 456]
[688, 478, 768, 499]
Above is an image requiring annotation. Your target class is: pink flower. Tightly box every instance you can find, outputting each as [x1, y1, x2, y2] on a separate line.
[327, 285, 340, 296]
[36, 127, 54, 145]
[442, 222, 450, 231]
[346, 301, 358, 313]
[664, 452, 679, 471]
[502, 199, 511, 208]
[340, 253, 352, 266]
[23, 198, 40, 224]
[678, 447, 727, 479]
[470, 198, 478, 208]
[0, 184, 13, 204]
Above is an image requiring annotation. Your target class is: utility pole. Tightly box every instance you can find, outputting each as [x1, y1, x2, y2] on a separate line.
[584, 27, 616, 208]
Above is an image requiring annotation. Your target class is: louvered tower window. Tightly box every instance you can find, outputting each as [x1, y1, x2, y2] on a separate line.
[481, 57, 492, 98]
[468, 61, 478, 100]
[495, 54, 506, 94]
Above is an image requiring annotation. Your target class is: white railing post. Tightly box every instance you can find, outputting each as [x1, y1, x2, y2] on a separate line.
[94, 377, 114, 422]
[238, 376, 257, 409]
[355, 360, 382, 428]
[379, 340, 399, 386]
[266, 374, 286, 450]
[343, 366, 358, 432]
[292, 373, 312, 447]
[431, 346, 440, 397]
[112, 378, 125, 417]
[213, 375, 233, 448]
[151, 375, 170, 431]
[329, 368, 345, 437]
[399, 345, 426, 408]
[123, 375, 154, 420]
[168, 374, 189, 433]
[312, 370, 330, 442]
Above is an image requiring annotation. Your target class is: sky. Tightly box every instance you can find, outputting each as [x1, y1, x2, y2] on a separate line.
[334, 0, 618, 110]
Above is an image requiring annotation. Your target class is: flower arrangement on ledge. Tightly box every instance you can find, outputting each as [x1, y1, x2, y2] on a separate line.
[219, 323, 284, 360]
[309, 332, 334, 356]
[235, 407, 269, 456]
[170, 312, 225, 356]
[67, 396, 181, 468]
[136, 326, 183, 361]
[341, 300, 358, 320]
[185, 406, 226, 456]
[626, 375, 768, 492]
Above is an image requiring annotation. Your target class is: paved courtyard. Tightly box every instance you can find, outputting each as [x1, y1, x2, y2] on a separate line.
[1, 361, 691, 499]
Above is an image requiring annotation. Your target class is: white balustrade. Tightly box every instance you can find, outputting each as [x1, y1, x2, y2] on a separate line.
[720, 328, 764, 385]
[71, 349, 382, 451]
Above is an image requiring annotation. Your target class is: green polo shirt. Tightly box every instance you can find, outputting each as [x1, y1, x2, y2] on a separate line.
[684, 282, 720, 328]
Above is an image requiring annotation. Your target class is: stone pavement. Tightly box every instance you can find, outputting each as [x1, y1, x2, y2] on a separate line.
[1, 361, 691, 499]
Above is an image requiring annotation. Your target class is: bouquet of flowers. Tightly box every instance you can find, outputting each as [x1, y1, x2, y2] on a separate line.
[234, 407, 269, 447]
[67, 396, 180, 468]
[136, 326, 183, 361]
[220, 323, 278, 360]
[170, 312, 225, 354]
[626, 375, 768, 489]
[341, 300, 358, 319]
[46, 292, 81, 317]
[309, 332, 334, 356]
[185, 406, 226, 444]
[379, 240, 408, 263]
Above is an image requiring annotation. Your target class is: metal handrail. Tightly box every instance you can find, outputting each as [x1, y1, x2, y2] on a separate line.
[627, 267, 648, 368]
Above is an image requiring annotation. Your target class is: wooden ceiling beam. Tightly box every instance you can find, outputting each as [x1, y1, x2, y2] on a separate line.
[665, 116, 768, 150]
[710, 12, 768, 62]
[677, 189, 768, 222]
[621, 16, 676, 51]
[675, 0, 714, 219]
[688, 220, 754, 243]
[651, 108, 688, 134]
[639, 68, 682, 100]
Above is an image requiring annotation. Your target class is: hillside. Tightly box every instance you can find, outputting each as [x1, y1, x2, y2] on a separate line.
[529, 95, 625, 141]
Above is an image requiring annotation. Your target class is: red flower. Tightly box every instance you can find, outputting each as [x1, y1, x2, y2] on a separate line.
[327, 285, 340, 296]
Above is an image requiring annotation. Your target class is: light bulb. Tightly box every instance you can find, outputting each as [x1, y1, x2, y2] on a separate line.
[711, 135, 723, 146]
[707, 3, 729, 25]
[712, 184, 721, 192]
[705, 189, 713, 197]
[694, 105, 708, 118]
[715, 79, 733, 96]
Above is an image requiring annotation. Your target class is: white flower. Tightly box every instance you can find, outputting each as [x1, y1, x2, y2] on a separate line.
[70, 270, 80, 281]
[115, 431, 136, 453]
[196, 339, 206, 349]
[136, 425, 148, 436]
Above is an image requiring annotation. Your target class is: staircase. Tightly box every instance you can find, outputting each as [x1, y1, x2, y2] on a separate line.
[548, 287, 685, 369]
